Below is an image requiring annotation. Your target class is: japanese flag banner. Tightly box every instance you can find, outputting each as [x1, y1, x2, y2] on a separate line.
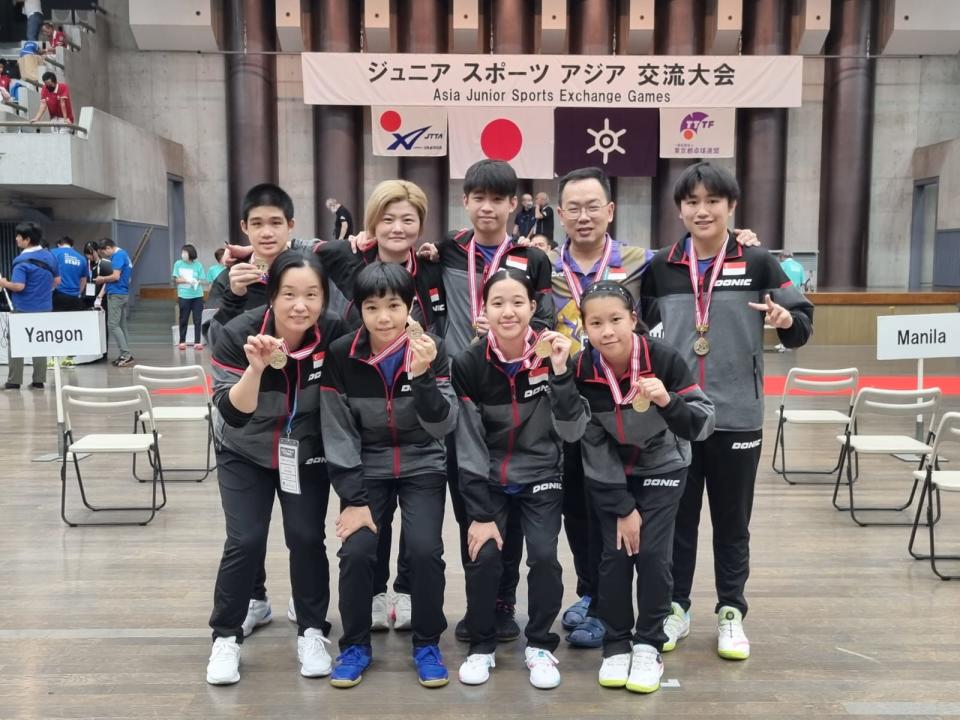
[371, 106, 448, 157]
[448, 107, 554, 179]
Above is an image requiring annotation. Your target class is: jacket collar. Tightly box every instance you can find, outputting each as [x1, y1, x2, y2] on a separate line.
[667, 230, 742, 267]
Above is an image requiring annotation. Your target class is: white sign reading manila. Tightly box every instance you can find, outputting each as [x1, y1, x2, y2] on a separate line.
[303, 53, 803, 109]
[8, 311, 104, 358]
[876, 312, 960, 361]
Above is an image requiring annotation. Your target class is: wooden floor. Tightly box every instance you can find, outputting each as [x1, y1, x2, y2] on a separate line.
[2, 342, 960, 719]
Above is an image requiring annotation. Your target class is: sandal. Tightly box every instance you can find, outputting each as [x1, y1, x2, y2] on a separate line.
[561, 596, 592, 630]
[565, 615, 606, 648]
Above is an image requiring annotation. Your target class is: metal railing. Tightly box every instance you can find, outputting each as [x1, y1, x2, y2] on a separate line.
[131, 227, 154, 267]
[1, 100, 27, 113]
[0, 120, 88, 135]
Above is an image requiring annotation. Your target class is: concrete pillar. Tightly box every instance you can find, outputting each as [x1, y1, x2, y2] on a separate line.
[817, 0, 875, 288]
[397, 0, 448, 243]
[736, 0, 790, 250]
[224, 0, 278, 244]
[493, 0, 534, 198]
[651, 0, 704, 248]
[311, 1, 362, 238]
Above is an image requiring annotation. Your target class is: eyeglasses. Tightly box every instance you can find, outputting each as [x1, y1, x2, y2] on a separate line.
[561, 205, 608, 218]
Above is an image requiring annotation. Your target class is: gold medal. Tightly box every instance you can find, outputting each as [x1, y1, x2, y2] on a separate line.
[533, 338, 553, 359]
[694, 336, 710, 356]
[268, 347, 287, 369]
[406, 319, 424, 340]
[631, 394, 651, 413]
[254, 258, 269, 276]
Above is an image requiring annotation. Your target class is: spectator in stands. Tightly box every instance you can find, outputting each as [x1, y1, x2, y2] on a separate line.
[39, 20, 64, 53]
[207, 247, 226, 283]
[51, 236, 87, 311]
[0, 221, 59, 390]
[325, 198, 354, 240]
[30, 71, 73, 132]
[529, 234, 555, 254]
[533, 192, 555, 241]
[21, 0, 44, 42]
[513, 193, 536, 239]
[172, 243, 206, 351]
[94, 238, 134, 367]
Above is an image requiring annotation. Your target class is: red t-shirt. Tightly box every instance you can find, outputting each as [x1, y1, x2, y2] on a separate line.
[51, 31, 67, 48]
[41, 82, 73, 123]
[0, 75, 9, 91]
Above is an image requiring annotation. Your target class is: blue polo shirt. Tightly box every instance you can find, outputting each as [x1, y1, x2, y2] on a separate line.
[51, 246, 90, 297]
[105, 247, 132, 296]
[10, 247, 59, 312]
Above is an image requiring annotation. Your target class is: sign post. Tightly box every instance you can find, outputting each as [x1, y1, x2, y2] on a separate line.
[8, 311, 105, 462]
[877, 312, 960, 446]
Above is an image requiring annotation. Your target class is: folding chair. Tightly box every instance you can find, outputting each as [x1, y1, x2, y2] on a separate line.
[832, 387, 941, 527]
[131, 365, 214, 482]
[908, 412, 960, 579]
[60, 385, 167, 527]
[772, 367, 859, 485]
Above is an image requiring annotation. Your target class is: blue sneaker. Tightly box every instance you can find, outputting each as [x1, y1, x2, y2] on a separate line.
[565, 615, 605, 648]
[561, 596, 592, 630]
[330, 645, 372, 688]
[413, 644, 449, 688]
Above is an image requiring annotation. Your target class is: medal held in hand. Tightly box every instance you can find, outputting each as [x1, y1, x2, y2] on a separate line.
[534, 337, 553, 359]
[406, 318, 424, 340]
[254, 258, 269, 277]
[631, 385, 651, 413]
[268, 341, 287, 369]
[687, 237, 729, 361]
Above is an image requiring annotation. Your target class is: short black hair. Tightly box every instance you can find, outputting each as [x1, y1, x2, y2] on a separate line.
[673, 161, 740, 207]
[83, 241, 99, 257]
[98, 238, 116, 250]
[41, 71, 56, 83]
[354, 262, 416, 309]
[241, 183, 294, 223]
[558, 166, 612, 205]
[15, 221, 42, 245]
[266, 249, 329, 317]
[181, 244, 197, 261]
[463, 160, 517, 198]
[214, 247, 225, 262]
[57, 235, 74, 247]
[482, 267, 535, 303]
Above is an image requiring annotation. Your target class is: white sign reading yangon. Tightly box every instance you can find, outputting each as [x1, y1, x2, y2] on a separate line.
[302, 53, 803, 109]
[877, 312, 960, 360]
[8, 311, 104, 358]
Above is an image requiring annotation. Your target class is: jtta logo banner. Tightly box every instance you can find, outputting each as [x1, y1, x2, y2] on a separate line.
[372, 107, 447, 157]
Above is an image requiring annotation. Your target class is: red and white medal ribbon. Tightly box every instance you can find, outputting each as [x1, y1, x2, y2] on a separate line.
[487, 327, 544, 372]
[466, 234, 514, 328]
[364, 330, 413, 374]
[560, 234, 613, 307]
[687, 236, 729, 333]
[597, 334, 644, 406]
[263, 310, 321, 360]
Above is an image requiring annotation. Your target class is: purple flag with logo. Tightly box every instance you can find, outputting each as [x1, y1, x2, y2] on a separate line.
[553, 108, 659, 177]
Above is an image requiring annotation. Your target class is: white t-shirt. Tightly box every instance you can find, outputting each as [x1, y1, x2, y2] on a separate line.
[24, 0, 43, 16]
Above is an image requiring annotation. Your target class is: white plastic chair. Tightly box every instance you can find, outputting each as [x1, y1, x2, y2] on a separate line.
[908, 412, 960, 580]
[772, 367, 859, 485]
[131, 365, 214, 482]
[832, 387, 941, 527]
[60, 385, 167, 527]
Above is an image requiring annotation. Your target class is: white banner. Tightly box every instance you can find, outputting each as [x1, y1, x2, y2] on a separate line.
[371, 106, 447, 157]
[876, 312, 960, 361]
[8, 311, 104, 358]
[659, 108, 735, 158]
[303, 53, 803, 109]
[448, 107, 554, 179]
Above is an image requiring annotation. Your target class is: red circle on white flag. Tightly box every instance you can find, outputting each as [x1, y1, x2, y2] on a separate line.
[380, 110, 402, 132]
[480, 118, 522, 161]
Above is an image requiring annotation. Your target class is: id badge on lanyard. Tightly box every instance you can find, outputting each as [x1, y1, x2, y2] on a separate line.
[278, 387, 301, 495]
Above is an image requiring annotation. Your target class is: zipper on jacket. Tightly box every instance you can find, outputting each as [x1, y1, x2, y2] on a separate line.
[752, 354, 760, 399]
[499, 374, 520, 486]
[614, 403, 627, 444]
[373, 367, 402, 478]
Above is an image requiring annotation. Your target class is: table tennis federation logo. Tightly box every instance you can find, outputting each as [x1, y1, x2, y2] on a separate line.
[372, 107, 447, 157]
[679, 112, 715, 140]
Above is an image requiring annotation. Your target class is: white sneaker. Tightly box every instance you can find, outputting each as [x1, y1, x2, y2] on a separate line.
[598, 653, 630, 688]
[626, 644, 663, 694]
[371, 593, 390, 631]
[287, 596, 297, 623]
[662, 602, 690, 652]
[206, 636, 241, 685]
[717, 606, 750, 660]
[458, 652, 496, 685]
[241, 598, 272, 637]
[524, 647, 560, 689]
[297, 627, 333, 677]
[392, 592, 412, 631]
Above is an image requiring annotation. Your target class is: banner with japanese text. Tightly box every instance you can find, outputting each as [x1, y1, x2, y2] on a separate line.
[371, 106, 447, 156]
[659, 108, 736, 158]
[302, 53, 802, 109]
